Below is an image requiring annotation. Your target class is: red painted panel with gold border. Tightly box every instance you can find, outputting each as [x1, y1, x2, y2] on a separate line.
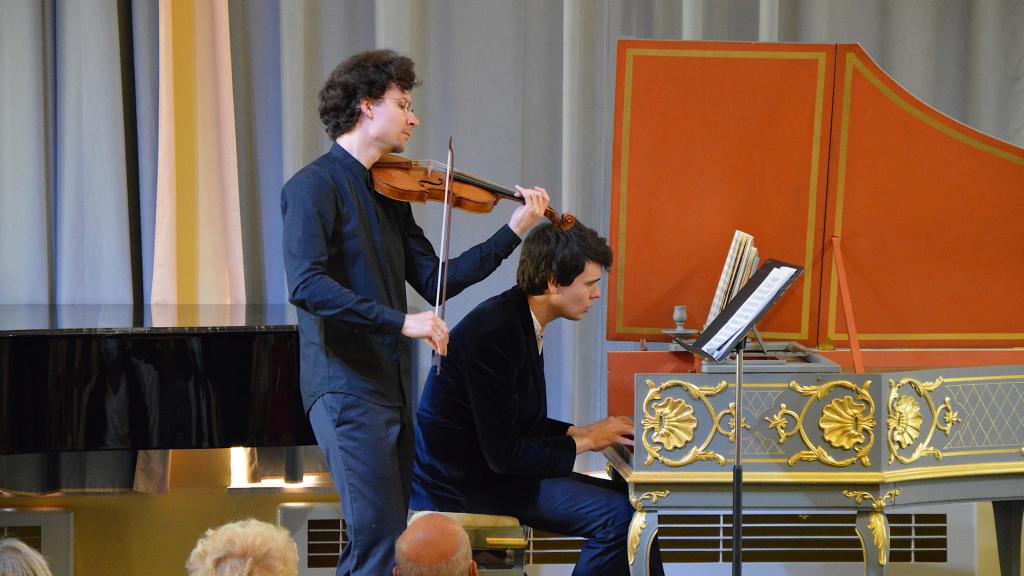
[608, 40, 834, 345]
[609, 40, 1024, 349]
[820, 45, 1024, 348]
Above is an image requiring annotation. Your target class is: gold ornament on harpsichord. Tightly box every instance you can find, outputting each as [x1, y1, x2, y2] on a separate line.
[627, 490, 670, 566]
[640, 379, 746, 467]
[843, 488, 903, 567]
[886, 377, 962, 465]
[765, 379, 876, 467]
[821, 396, 875, 450]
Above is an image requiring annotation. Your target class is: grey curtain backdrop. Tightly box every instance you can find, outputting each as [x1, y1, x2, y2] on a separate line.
[0, 0, 159, 492]
[2, 0, 1023, 481]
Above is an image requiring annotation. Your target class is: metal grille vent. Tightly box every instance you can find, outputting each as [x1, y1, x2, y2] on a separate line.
[528, 512, 947, 565]
[305, 518, 348, 569]
[282, 506, 947, 570]
[0, 526, 42, 551]
[0, 508, 73, 576]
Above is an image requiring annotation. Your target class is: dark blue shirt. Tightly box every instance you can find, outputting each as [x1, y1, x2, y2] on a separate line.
[282, 144, 521, 410]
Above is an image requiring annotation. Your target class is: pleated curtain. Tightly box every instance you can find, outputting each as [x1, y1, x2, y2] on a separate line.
[1, 0, 1022, 490]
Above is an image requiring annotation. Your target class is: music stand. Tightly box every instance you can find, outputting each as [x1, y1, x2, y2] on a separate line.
[683, 259, 803, 576]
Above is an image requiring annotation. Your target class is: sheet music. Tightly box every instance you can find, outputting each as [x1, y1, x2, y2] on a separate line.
[729, 245, 757, 302]
[705, 231, 753, 328]
[701, 265, 798, 358]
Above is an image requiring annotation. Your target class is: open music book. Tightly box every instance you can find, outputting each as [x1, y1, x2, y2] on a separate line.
[687, 260, 803, 362]
[704, 230, 759, 329]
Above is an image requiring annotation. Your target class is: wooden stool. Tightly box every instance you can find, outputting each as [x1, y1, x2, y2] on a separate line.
[408, 511, 527, 575]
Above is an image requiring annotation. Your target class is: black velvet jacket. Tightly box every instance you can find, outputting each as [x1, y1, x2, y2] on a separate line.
[411, 286, 577, 510]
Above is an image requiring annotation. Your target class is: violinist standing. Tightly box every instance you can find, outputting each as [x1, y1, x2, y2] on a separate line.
[281, 49, 550, 576]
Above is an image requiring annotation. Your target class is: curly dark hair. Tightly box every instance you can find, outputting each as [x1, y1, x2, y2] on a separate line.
[516, 221, 613, 295]
[318, 49, 420, 139]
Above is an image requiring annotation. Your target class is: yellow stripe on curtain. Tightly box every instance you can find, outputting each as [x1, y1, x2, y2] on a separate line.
[145, 0, 245, 494]
[153, 0, 244, 315]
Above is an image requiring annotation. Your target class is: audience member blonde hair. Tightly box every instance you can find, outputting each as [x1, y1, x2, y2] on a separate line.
[186, 519, 298, 576]
[394, 513, 477, 576]
[0, 538, 53, 576]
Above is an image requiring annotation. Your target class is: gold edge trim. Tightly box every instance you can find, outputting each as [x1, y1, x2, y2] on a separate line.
[756, 331, 805, 339]
[625, 48, 828, 61]
[827, 258, 839, 340]
[614, 50, 636, 334]
[624, 471, 883, 483]
[852, 55, 1024, 166]
[828, 55, 855, 340]
[942, 449, 1024, 457]
[942, 375, 1024, 382]
[614, 327, 806, 338]
[882, 461, 1024, 482]
[799, 52, 827, 341]
[834, 332, 1024, 341]
[828, 51, 1024, 340]
[484, 537, 527, 548]
[620, 461, 1024, 484]
[614, 47, 827, 337]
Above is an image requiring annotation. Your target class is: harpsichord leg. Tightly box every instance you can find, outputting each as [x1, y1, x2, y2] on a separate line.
[627, 508, 658, 576]
[855, 509, 890, 576]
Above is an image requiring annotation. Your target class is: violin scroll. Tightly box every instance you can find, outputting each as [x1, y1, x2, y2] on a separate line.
[554, 211, 576, 231]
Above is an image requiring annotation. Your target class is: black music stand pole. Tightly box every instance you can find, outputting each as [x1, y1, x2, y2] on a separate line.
[682, 259, 804, 576]
[732, 336, 746, 576]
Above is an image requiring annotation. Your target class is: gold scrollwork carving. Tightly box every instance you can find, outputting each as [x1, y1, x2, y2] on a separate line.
[765, 379, 876, 467]
[886, 377, 962, 465]
[843, 488, 902, 566]
[629, 489, 670, 511]
[640, 379, 745, 467]
[627, 490, 670, 565]
[627, 511, 646, 565]
[647, 397, 697, 450]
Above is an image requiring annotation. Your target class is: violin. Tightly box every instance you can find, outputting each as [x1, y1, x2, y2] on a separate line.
[371, 141, 574, 366]
[370, 153, 576, 231]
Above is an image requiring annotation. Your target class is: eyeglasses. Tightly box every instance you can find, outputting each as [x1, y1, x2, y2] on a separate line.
[378, 97, 416, 115]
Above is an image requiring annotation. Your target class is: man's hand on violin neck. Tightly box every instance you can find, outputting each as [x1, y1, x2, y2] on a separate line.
[509, 186, 550, 237]
[402, 311, 449, 356]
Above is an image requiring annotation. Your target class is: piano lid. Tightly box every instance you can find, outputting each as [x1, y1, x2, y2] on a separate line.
[0, 304, 309, 454]
[0, 304, 297, 336]
[608, 40, 1024, 348]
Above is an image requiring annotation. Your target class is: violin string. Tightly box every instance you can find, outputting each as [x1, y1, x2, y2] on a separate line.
[425, 159, 517, 199]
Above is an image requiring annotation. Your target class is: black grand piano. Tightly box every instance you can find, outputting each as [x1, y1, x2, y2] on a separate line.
[0, 304, 313, 456]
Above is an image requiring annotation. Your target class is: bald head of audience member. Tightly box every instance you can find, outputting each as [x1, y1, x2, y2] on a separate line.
[393, 513, 478, 576]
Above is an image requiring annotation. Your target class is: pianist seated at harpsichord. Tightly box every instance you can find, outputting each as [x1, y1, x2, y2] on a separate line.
[411, 220, 666, 576]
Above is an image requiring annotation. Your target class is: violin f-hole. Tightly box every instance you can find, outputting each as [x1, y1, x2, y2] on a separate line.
[418, 177, 443, 188]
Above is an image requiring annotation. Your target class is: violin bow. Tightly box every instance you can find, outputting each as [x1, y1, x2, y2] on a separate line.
[431, 138, 456, 366]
